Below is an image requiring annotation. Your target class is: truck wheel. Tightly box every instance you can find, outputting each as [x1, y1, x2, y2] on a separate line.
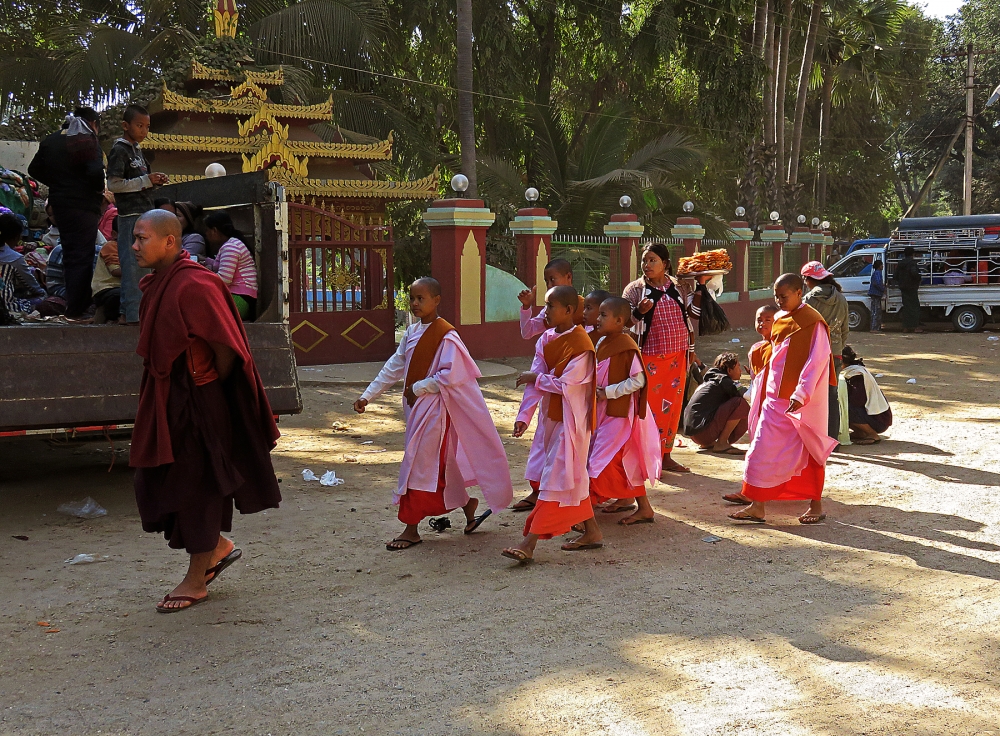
[951, 306, 984, 333]
[848, 303, 871, 332]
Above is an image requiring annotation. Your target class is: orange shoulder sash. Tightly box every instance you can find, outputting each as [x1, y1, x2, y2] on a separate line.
[770, 305, 836, 400]
[596, 332, 648, 419]
[403, 318, 455, 406]
[542, 325, 596, 426]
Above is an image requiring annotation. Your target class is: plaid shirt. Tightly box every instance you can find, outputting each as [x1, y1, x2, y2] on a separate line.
[623, 277, 692, 356]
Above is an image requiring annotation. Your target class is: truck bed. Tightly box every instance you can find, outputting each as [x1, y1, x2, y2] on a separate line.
[0, 323, 301, 433]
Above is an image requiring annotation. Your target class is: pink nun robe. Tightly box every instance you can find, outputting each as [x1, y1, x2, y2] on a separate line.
[742, 308, 838, 501]
[516, 328, 558, 491]
[520, 307, 547, 339]
[360, 321, 514, 516]
[588, 342, 662, 501]
[519, 330, 596, 539]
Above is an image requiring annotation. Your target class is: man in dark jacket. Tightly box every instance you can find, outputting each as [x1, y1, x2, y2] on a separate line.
[894, 247, 923, 333]
[682, 352, 750, 454]
[28, 107, 106, 321]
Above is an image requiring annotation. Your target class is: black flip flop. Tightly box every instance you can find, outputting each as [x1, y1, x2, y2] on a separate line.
[464, 508, 492, 535]
[561, 541, 604, 551]
[729, 512, 766, 524]
[510, 498, 536, 512]
[205, 548, 243, 586]
[722, 494, 750, 505]
[601, 504, 637, 514]
[618, 517, 654, 526]
[156, 594, 207, 614]
[386, 538, 423, 551]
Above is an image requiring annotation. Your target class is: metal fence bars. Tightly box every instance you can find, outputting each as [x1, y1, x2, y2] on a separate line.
[288, 204, 393, 313]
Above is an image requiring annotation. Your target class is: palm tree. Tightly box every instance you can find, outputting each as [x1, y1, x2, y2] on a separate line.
[0, 0, 387, 124]
[455, 0, 477, 196]
[477, 106, 722, 237]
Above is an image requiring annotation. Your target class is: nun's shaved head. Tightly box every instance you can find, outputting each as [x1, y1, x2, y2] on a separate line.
[774, 272, 803, 292]
[137, 208, 182, 240]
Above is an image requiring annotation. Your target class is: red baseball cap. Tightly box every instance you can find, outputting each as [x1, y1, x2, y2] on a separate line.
[801, 260, 832, 280]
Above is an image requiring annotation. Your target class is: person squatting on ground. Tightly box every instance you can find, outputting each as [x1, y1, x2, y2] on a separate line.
[588, 297, 662, 527]
[517, 258, 583, 340]
[107, 104, 169, 325]
[682, 352, 750, 455]
[27, 107, 105, 321]
[841, 345, 892, 444]
[129, 210, 281, 613]
[801, 260, 849, 442]
[622, 242, 696, 474]
[505, 285, 599, 561]
[354, 278, 513, 551]
[729, 273, 838, 526]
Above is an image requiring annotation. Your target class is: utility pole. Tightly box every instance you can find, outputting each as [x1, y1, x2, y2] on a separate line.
[964, 43, 975, 215]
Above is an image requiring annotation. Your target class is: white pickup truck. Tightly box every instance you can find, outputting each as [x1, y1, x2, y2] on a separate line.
[828, 214, 1000, 333]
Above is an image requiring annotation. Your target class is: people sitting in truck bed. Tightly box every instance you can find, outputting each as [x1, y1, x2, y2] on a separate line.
[841, 345, 892, 445]
[173, 201, 206, 259]
[91, 217, 122, 323]
[0, 213, 46, 315]
[203, 211, 257, 320]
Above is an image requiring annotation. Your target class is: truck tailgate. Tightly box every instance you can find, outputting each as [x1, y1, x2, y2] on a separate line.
[0, 324, 301, 433]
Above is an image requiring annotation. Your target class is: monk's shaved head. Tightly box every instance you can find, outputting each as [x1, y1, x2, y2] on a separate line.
[547, 285, 579, 311]
[601, 296, 632, 320]
[411, 277, 441, 297]
[137, 208, 182, 240]
[545, 258, 573, 277]
[774, 273, 803, 292]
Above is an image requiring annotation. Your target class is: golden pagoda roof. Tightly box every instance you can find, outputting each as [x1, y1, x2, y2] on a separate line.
[161, 85, 333, 120]
[165, 167, 441, 200]
[142, 131, 393, 162]
[189, 59, 284, 86]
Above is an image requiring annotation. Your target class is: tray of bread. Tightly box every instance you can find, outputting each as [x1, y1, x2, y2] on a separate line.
[676, 248, 733, 276]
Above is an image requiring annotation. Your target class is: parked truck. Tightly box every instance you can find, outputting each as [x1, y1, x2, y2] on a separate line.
[0, 171, 301, 437]
[828, 214, 1000, 333]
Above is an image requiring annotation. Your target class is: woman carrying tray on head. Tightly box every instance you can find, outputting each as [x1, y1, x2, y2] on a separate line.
[620, 242, 698, 481]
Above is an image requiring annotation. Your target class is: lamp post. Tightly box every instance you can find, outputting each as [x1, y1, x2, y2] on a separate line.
[510, 187, 557, 305]
[671, 200, 705, 257]
[730, 205, 753, 300]
[760, 210, 788, 281]
[604, 195, 644, 292]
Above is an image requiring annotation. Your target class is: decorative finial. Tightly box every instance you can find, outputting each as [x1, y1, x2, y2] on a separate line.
[525, 187, 539, 203]
[214, 0, 239, 38]
[683, 201, 695, 213]
[735, 206, 746, 218]
[811, 217, 820, 226]
[797, 214, 807, 224]
[821, 220, 831, 230]
[205, 162, 227, 178]
[769, 211, 780, 222]
[619, 195, 632, 209]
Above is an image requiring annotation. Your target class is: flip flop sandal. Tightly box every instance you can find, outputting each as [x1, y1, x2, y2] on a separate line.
[464, 509, 492, 535]
[852, 438, 877, 445]
[729, 512, 766, 524]
[205, 548, 242, 586]
[722, 494, 750, 505]
[799, 514, 827, 525]
[510, 499, 536, 512]
[663, 465, 691, 474]
[156, 594, 207, 614]
[601, 504, 637, 514]
[386, 538, 423, 551]
[561, 541, 604, 551]
[618, 517, 654, 526]
[501, 548, 532, 562]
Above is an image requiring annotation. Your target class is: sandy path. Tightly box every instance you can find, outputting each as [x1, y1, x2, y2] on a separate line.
[3, 328, 1000, 734]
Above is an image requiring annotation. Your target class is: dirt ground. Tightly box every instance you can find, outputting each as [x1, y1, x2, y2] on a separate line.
[4, 326, 1000, 735]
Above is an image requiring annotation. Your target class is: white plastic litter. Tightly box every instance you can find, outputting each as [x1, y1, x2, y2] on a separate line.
[875, 373, 884, 378]
[731, 338, 741, 343]
[65, 553, 110, 565]
[360, 440, 374, 445]
[702, 535, 723, 544]
[57, 497, 107, 519]
[989, 336, 999, 341]
[301, 469, 319, 481]
[906, 378, 917, 384]
[320, 471, 344, 487]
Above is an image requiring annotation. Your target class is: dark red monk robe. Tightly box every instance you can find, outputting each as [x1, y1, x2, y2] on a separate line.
[131, 255, 281, 554]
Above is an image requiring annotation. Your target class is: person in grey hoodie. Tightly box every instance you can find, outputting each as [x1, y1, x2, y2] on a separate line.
[801, 260, 849, 441]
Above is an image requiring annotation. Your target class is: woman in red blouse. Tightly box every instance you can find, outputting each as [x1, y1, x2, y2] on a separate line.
[620, 242, 697, 483]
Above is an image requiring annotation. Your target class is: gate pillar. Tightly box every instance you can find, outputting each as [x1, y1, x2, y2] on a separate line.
[422, 198, 496, 327]
[511, 207, 558, 307]
[605, 214, 644, 294]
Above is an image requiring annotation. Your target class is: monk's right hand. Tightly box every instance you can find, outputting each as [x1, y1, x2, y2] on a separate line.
[637, 298, 654, 314]
[517, 286, 536, 309]
[515, 371, 537, 387]
[512, 421, 528, 438]
[353, 398, 368, 414]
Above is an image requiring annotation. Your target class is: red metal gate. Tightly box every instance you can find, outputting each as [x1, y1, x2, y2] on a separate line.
[288, 203, 396, 365]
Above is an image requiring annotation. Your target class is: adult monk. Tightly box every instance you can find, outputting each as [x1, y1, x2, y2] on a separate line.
[130, 209, 281, 613]
[729, 273, 838, 525]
